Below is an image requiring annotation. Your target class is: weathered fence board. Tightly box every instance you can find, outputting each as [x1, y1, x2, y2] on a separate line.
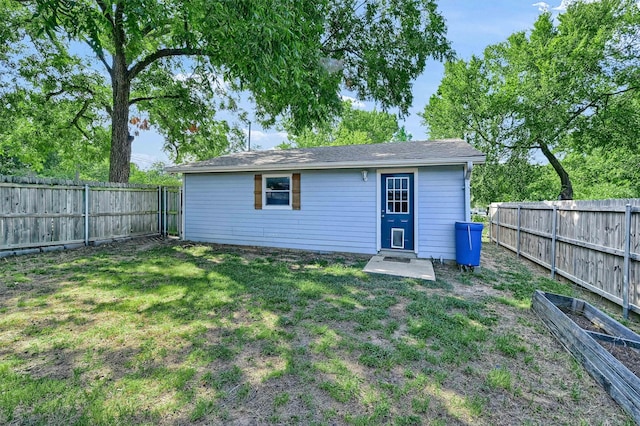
[163, 187, 182, 237]
[88, 187, 160, 241]
[0, 175, 182, 254]
[490, 199, 640, 317]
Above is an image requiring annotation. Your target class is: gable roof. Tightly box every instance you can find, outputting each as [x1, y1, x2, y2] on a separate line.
[166, 139, 485, 174]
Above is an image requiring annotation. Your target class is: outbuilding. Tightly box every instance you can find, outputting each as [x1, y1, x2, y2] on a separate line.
[167, 139, 485, 260]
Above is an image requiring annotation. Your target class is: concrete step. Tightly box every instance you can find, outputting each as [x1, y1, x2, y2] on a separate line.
[377, 249, 417, 259]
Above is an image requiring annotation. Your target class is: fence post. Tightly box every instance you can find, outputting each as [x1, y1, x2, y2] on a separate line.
[163, 186, 168, 237]
[496, 206, 500, 247]
[157, 186, 161, 236]
[488, 204, 492, 243]
[516, 205, 521, 258]
[623, 203, 631, 319]
[178, 187, 183, 239]
[550, 205, 558, 279]
[84, 184, 89, 246]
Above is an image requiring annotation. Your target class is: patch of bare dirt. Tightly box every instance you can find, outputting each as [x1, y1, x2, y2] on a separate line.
[599, 340, 640, 378]
[563, 309, 640, 378]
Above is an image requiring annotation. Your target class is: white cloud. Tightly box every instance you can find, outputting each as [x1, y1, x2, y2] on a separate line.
[552, 0, 598, 11]
[553, 0, 572, 10]
[242, 129, 289, 150]
[244, 129, 287, 141]
[340, 95, 366, 108]
[173, 73, 189, 82]
[532, 2, 550, 11]
[320, 57, 344, 73]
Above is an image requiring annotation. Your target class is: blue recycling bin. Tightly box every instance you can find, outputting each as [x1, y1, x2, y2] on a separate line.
[455, 221, 484, 266]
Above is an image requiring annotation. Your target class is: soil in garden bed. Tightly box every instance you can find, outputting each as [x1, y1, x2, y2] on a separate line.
[561, 308, 640, 378]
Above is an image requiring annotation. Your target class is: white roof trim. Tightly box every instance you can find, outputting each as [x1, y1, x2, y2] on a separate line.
[167, 156, 485, 174]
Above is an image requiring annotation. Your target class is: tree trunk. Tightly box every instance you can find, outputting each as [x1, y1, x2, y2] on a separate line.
[109, 60, 131, 183]
[109, 4, 132, 183]
[539, 141, 573, 200]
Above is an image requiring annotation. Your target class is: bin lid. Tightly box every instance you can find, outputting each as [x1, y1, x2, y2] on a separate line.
[455, 221, 484, 230]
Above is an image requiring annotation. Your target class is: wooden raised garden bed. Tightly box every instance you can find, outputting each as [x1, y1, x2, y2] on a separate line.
[532, 290, 640, 423]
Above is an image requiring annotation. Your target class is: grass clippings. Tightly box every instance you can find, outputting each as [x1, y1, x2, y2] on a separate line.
[0, 237, 636, 425]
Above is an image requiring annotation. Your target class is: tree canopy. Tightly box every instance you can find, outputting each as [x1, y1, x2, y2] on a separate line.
[280, 101, 411, 149]
[3, 0, 451, 182]
[422, 0, 640, 201]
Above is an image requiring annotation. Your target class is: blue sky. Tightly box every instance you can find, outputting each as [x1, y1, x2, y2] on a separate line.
[132, 1, 566, 168]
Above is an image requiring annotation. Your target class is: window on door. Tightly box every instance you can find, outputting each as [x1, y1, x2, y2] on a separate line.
[386, 177, 409, 213]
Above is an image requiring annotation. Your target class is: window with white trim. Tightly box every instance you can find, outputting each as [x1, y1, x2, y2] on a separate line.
[263, 174, 292, 209]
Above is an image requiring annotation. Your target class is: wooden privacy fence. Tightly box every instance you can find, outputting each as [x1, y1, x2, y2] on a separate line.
[0, 175, 182, 256]
[489, 199, 640, 317]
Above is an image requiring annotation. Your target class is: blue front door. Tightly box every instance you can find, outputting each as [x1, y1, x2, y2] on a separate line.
[381, 173, 414, 250]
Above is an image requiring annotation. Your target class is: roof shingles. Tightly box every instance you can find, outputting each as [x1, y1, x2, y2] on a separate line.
[166, 139, 485, 173]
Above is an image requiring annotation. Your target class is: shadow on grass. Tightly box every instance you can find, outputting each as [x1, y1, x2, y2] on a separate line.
[1, 243, 425, 423]
[0, 240, 625, 425]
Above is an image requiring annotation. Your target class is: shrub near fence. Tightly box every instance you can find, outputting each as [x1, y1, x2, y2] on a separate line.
[489, 199, 640, 317]
[0, 175, 181, 256]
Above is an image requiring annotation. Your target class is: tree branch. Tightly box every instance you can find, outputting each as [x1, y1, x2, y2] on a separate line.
[95, 0, 114, 27]
[45, 84, 95, 101]
[538, 139, 573, 199]
[140, 24, 155, 37]
[45, 89, 66, 101]
[85, 39, 113, 76]
[129, 94, 182, 105]
[73, 122, 92, 140]
[69, 99, 92, 140]
[546, 85, 640, 145]
[113, 1, 126, 59]
[462, 90, 535, 151]
[128, 47, 207, 80]
[72, 101, 90, 126]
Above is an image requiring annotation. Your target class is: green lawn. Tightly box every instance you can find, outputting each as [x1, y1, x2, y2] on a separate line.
[0, 239, 634, 425]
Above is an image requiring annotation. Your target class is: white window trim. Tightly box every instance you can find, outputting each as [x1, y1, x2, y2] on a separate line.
[263, 173, 293, 210]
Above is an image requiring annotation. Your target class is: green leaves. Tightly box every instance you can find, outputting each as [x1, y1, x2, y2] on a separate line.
[5, 0, 451, 181]
[283, 101, 400, 148]
[324, 0, 451, 116]
[423, 0, 640, 202]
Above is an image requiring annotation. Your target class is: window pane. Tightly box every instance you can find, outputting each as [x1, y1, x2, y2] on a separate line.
[266, 177, 290, 190]
[387, 179, 393, 189]
[402, 203, 408, 213]
[266, 192, 290, 205]
[395, 190, 401, 200]
[388, 202, 393, 212]
[395, 202, 401, 212]
[395, 179, 401, 189]
[401, 192, 407, 201]
[401, 179, 407, 189]
[387, 190, 393, 201]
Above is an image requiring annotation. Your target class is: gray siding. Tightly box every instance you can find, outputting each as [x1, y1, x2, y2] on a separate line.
[416, 165, 465, 260]
[184, 170, 377, 254]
